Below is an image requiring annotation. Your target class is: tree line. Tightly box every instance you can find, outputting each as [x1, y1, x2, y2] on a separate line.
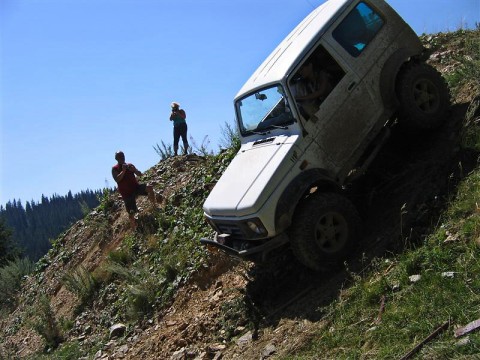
[0, 190, 103, 262]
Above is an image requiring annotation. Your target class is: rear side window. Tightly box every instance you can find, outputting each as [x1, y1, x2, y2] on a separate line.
[333, 2, 384, 57]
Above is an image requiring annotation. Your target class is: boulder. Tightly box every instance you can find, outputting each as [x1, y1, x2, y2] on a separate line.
[109, 323, 127, 339]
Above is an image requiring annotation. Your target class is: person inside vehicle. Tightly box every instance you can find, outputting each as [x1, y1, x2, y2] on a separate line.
[293, 61, 334, 120]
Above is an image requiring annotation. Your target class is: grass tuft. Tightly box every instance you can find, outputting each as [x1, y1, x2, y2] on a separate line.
[62, 266, 99, 311]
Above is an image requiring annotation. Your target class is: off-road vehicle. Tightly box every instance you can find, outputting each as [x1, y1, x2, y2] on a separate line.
[200, 0, 450, 271]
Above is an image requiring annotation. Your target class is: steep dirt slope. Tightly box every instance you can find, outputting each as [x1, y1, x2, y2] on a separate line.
[1, 30, 479, 360]
[0, 155, 227, 358]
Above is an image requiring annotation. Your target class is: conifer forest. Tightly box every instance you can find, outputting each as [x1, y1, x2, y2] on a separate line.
[0, 190, 103, 261]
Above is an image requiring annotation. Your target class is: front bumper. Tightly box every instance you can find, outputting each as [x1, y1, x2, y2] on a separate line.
[200, 233, 289, 261]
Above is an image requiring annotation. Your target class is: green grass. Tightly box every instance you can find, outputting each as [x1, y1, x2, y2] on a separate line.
[283, 213, 480, 359]
[443, 29, 480, 96]
[28, 341, 82, 360]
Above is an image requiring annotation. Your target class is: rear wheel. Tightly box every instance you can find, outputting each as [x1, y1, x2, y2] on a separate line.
[288, 192, 361, 271]
[396, 62, 450, 130]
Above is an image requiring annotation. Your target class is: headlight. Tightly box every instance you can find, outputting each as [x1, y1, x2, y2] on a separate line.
[246, 219, 267, 235]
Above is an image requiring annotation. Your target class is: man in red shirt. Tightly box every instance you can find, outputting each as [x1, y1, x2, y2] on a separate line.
[112, 151, 155, 229]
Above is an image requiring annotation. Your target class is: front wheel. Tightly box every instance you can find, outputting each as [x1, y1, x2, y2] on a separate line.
[396, 62, 451, 130]
[288, 192, 361, 271]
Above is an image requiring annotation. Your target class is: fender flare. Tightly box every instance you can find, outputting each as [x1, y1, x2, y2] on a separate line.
[274, 168, 340, 232]
[379, 47, 422, 111]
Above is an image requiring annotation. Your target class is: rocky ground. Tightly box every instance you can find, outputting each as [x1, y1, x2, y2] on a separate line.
[0, 30, 479, 359]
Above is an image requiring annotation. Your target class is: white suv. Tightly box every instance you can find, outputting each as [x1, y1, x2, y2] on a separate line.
[201, 0, 450, 271]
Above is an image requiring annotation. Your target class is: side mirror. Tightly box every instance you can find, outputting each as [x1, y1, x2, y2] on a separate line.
[255, 93, 267, 101]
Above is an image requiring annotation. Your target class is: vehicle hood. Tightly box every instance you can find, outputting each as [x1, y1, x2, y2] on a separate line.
[203, 135, 300, 217]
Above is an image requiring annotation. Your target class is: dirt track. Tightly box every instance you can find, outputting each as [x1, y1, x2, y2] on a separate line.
[214, 100, 474, 358]
[117, 96, 474, 360]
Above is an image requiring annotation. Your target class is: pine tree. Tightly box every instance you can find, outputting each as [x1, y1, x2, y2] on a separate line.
[0, 217, 20, 266]
[1, 189, 104, 261]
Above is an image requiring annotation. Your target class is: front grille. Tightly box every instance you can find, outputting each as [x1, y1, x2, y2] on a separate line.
[216, 223, 244, 238]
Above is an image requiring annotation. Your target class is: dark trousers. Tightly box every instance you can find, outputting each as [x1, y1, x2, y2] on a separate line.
[173, 123, 189, 154]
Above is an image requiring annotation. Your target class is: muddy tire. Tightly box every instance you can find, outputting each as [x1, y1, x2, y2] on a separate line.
[288, 192, 361, 271]
[396, 62, 450, 130]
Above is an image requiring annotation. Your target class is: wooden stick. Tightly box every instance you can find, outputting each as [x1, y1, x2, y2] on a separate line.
[400, 321, 450, 360]
[455, 318, 480, 338]
[375, 295, 386, 324]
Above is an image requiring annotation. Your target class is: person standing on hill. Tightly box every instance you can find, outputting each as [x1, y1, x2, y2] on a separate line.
[169, 102, 189, 156]
[112, 151, 155, 230]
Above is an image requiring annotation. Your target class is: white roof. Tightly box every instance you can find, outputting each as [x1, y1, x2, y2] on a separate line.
[235, 0, 352, 100]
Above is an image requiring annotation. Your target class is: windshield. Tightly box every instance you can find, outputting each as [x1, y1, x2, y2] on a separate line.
[236, 85, 295, 135]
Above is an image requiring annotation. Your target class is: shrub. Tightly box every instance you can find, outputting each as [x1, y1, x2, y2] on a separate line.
[34, 341, 82, 360]
[445, 29, 480, 95]
[28, 294, 63, 350]
[97, 188, 114, 215]
[190, 135, 214, 156]
[62, 265, 98, 309]
[107, 248, 133, 266]
[153, 141, 174, 160]
[0, 218, 20, 267]
[104, 261, 172, 320]
[461, 97, 480, 150]
[219, 121, 241, 151]
[0, 257, 35, 309]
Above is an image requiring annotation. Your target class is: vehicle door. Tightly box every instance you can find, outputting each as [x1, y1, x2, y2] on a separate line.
[328, 1, 388, 104]
[288, 38, 378, 175]
[311, 1, 386, 173]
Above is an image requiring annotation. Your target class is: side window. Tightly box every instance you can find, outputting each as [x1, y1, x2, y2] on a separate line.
[332, 2, 384, 57]
[289, 45, 345, 120]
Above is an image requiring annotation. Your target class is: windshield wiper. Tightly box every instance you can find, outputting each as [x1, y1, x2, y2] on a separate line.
[251, 130, 269, 135]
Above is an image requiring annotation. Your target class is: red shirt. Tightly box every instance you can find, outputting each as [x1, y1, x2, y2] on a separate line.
[112, 163, 138, 199]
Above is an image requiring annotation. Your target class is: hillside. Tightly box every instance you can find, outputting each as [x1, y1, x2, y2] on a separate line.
[1, 29, 479, 359]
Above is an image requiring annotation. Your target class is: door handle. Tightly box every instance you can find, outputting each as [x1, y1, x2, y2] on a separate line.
[348, 82, 356, 91]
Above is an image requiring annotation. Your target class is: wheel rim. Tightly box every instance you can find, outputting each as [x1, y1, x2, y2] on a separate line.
[314, 211, 348, 253]
[413, 78, 440, 114]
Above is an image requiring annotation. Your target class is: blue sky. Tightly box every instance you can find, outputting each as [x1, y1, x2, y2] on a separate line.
[1, 0, 479, 208]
